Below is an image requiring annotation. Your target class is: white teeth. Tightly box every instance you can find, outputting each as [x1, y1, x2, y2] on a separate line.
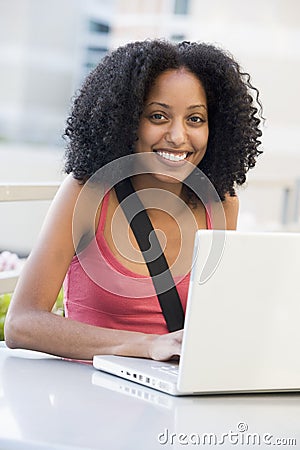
[156, 151, 188, 161]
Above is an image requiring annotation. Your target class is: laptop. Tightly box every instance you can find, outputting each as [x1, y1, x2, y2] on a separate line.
[93, 230, 300, 396]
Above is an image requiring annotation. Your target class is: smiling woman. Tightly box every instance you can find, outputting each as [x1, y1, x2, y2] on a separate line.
[4, 39, 263, 362]
[134, 68, 209, 185]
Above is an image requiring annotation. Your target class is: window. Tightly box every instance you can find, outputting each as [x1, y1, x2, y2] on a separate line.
[174, 0, 190, 15]
[85, 47, 108, 70]
[82, 19, 111, 74]
[89, 20, 110, 34]
[171, 34, 186, 42]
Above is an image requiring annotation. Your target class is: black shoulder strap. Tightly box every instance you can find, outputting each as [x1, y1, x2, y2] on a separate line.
[114, 178, 184, 332]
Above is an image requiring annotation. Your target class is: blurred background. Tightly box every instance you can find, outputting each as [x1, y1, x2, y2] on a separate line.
[0, 0, 300, 255]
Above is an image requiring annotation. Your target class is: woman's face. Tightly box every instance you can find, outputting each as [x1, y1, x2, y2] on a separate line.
[134, 68, 209, 183]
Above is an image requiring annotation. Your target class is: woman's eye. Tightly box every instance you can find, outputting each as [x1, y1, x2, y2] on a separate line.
[188, 116, 204, 123]
[150, 113, 166, 121]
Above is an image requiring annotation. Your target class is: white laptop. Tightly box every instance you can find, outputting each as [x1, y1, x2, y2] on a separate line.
[93, 230, 300, 396]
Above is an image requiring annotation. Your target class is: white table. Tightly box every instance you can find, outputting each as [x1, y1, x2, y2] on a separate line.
[0, 342, 299, 449]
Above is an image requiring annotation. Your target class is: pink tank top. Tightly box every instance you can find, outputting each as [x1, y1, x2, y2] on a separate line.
[64, 191, 212, 334]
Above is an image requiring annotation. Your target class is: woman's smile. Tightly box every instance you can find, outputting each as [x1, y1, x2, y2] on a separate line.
[154, 148, 191, 165]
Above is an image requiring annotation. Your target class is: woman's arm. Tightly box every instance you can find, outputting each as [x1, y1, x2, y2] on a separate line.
[4, 175, 180, 361]
[223, 194, 239, 230]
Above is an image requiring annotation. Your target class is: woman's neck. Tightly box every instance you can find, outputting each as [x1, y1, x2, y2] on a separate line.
[131, 174, 184, 198]
[130, 174, 189, 220]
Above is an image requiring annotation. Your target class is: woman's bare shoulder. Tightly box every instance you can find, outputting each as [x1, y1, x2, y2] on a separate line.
[52, 175, 105, 228]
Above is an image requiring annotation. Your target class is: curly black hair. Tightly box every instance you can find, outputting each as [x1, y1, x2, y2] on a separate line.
[64, 39, 263, 200]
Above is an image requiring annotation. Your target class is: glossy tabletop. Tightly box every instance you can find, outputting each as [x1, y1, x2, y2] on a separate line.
[0, 342, 299, 449]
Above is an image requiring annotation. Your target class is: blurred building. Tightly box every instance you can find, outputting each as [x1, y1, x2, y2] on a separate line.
[1, 0, 300, 151]
[0, 0, 115, 145]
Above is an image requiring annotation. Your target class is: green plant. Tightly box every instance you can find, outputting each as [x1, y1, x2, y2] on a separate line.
[0, 290, 64, 341]
[52, 288, 64, 316]
[0, 293, 11, 340]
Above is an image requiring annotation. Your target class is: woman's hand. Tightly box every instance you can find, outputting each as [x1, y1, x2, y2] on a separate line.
[148, 329, 183, 361]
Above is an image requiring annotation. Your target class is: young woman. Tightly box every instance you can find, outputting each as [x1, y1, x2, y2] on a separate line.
[5, 40, 263, 360]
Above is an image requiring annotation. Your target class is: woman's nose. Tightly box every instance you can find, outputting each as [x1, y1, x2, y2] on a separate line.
[165, 120, 187, 146]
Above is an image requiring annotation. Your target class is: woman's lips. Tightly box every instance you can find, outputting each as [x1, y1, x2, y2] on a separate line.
[154, 149, 192, 166]
[156, 150, 188, 161]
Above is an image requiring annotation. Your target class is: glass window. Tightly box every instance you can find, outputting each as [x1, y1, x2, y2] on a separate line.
[174, 0, 190, 15]
[171, 34, 186, 42]
[85, 46, 108, 69]
[89, 20, 110, 34]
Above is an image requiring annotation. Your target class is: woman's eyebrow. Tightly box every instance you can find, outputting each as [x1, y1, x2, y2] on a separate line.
[187, 104, 207, 110]
[146, 102, 207, 110]
[146, 101, 170, 108]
